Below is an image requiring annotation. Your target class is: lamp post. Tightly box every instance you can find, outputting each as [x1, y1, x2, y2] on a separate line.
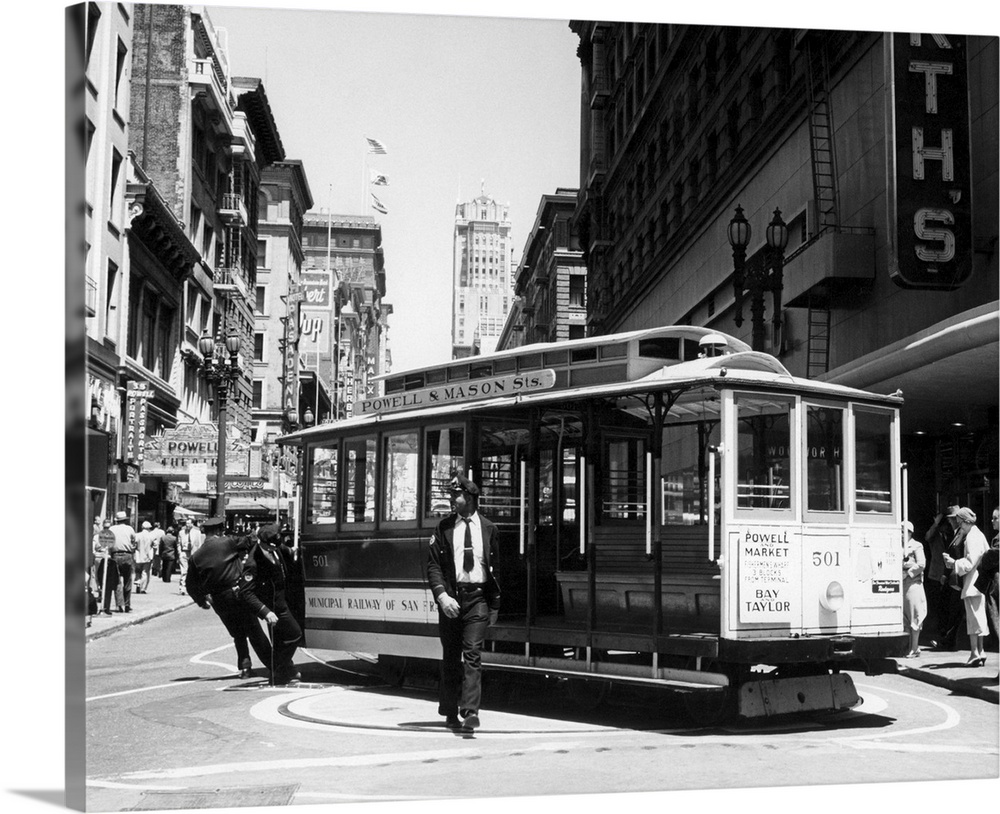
[199, 332, 242, 523]
[728, 205, 789, 352]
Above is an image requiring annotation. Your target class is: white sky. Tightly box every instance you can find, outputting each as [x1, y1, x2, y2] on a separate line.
[207, 3, 583, 371]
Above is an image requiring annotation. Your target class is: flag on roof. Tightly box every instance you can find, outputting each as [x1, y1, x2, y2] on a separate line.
[369, 169, 389, 186]
[371, 193, 388, 214]
[365, 137, 387, 155]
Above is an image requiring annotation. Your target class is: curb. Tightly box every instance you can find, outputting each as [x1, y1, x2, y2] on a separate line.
[86, 600, 194, 642]
[895, 664, 1000, 704]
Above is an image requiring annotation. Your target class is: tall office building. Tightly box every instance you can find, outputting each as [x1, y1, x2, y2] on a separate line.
[452, 191, 513, 357]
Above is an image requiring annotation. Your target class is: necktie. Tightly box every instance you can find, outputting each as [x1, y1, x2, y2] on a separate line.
[462, 519, 474, 573]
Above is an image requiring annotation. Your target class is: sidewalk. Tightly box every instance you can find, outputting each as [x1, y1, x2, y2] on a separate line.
[86, 572, 194, 641]
[84, 587, 999, 704]
[891, 645, 999, 704]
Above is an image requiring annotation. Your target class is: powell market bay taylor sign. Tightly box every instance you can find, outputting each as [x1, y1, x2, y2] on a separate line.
[142, 421, 250, 477]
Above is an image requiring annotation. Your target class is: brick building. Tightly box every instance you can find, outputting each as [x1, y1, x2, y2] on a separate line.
[498, 187, 587, 350]
[569, 22, 998, 531]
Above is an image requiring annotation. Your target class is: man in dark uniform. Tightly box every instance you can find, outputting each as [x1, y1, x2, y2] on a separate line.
[186, 516, 272, 679]
[426, 473, 501, 731]
[239, 525, 304, 685]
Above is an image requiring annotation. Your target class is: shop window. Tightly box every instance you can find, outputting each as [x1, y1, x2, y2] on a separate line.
[308, 445, 338, 525]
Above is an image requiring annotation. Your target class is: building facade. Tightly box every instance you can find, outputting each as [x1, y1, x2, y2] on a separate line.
[300, 213, 390, 422]
[79, 1, 136, 529]
[570, 22, 998, 533]
[499, 188, 587, 350]
[81, 3, 289, 528]
[252, 159, 313, 512]
[452, 192, 514, 357]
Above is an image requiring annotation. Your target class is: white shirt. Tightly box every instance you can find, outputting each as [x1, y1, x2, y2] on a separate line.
[452, 512, 486, 584]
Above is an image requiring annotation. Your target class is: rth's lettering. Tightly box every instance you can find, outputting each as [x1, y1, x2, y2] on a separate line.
[908, 33, 958, 264]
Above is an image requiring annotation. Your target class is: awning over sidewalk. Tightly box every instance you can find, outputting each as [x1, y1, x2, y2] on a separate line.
[822, 301, 998, 435]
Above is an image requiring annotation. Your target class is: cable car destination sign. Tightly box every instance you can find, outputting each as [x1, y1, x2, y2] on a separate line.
[355, 369, 557, 416]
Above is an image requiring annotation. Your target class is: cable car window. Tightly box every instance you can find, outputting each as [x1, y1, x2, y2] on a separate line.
[425, 425, 465, 519]
[343, 435, 376, 524]
[603, 436, 646, 521]
[383, 431, 418, 522]
[854, 409, 893, 514]
[308, 445, 338, 525]
[662, 421, 719, 524]
[638, 337, 679, 360]
[806, 405, 845, 512]
[736, 395, 792, 510]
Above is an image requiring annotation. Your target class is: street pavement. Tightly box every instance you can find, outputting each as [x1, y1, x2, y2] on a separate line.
[85, 578, 1000, 706]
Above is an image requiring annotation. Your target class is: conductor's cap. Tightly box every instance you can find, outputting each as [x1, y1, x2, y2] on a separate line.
[449, 473, 479, 496]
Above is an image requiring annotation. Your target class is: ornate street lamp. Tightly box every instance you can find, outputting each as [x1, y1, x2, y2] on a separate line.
[303, 407, 314, 426]
[728, 205, 788, 352]
[199, 332, 242, 523]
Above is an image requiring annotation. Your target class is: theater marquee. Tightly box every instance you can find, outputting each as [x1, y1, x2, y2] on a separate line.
[886, 32, 972, 289]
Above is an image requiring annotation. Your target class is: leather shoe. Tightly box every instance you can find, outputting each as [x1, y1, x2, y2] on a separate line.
[239, 658, 252, 679]
[274, 670, 302, 685]
[460, 711, 480, 730]
[444, 714, 462, 730]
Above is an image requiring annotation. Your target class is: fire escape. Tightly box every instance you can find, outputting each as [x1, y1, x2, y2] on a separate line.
[804, 36, 838, 378]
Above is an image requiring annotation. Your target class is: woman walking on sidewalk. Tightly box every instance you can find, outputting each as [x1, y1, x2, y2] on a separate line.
[902, 521, 927, 658]
[943, 507, 990, 667]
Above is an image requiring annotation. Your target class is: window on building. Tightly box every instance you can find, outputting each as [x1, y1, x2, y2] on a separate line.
[255, 285, 267, 315]
[85, 3, 101, 68]
[105, 260, 119, 341]
[253, 332, 265, 362]
[252, 380, 263, 409]
[109, 149, 123, 223]
[114, 37, 128, 110]
[157, 305, 173, 380]
[202, 222, 213, 260]
[257, 239, 267, 268]
[569, 275, 586, 308]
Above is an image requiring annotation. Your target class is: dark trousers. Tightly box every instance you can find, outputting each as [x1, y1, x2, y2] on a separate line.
[935, 578, 966, 648]
[269, 601, 303, 678]
[437, 587, 489, 716]
[211, 590, 272, 668]
[97, 558, 118, 611]
[160, 558, 175, 582]
[102, 554, 133, 610]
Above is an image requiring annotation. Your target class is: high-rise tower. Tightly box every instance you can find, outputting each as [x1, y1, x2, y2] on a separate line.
[452, 190, 513, 357]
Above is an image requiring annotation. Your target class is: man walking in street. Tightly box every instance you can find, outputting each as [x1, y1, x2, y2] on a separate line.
[426, 473, 501, 732]
[239, 525, 304, 685]
[149, 521, 165, 579]
[107, 510, 137, 613]
[186, 517, 272, 679]
[133, 521, 155, 594]
[177, 519, 204, 596]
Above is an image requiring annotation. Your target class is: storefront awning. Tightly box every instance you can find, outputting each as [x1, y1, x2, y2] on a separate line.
[823, 301, 998, 435]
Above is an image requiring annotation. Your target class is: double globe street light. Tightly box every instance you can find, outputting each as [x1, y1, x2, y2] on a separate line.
[728, 205, 789, 352]
[199, 332, 242, 523]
